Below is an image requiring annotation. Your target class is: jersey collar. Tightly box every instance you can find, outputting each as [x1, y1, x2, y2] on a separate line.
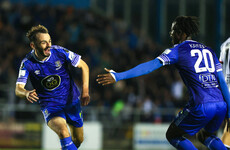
[173, 40, 196, 47]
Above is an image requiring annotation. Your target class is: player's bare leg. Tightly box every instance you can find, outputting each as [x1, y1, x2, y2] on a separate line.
[48, 117, 78, 150]
[68, 124, 84, 148]
[48, 117, 70, 138]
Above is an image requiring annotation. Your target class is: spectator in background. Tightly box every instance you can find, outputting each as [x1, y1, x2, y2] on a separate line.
[141, 96, 153, 122]
[171, 72, 184, 100]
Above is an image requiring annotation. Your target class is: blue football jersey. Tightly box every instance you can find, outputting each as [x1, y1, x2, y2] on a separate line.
[16, 45, 81, 107]
[157, 40, 224, 106]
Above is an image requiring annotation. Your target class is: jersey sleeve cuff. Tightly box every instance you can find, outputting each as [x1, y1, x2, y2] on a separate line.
[16, 82, 26, 85]
[109, 70, 117, 82]
[216, 68, 223, 72]
[157, 57, 165, 66]
[216, 63, 223, 72]
[157, 54, 171, 66]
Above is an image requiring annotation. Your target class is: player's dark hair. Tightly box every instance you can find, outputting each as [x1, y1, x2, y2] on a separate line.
[26, 25, 48, 42]
[173, 16, 199, 37]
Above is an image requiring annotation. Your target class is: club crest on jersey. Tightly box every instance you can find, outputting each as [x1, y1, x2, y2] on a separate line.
[41, 75, 61, 91]
[55, 60, 62, 70]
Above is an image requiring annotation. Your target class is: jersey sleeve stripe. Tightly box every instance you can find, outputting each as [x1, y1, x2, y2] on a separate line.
[72, 55, 81, 67]
[72, 56, 80, 65]
[16, 78, 27, 84]
[216, 63, 223, 72]
[157, 57, 165, 65]
[216, 68, 223, 72]
[157, 54, 170, 66]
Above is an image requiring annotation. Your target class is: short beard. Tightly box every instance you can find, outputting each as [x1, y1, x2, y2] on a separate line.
[35, 45, 50, 57]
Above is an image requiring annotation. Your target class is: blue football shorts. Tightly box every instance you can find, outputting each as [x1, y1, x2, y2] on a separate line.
[173, 101, 227, 135]
[41, 100, 83, 127]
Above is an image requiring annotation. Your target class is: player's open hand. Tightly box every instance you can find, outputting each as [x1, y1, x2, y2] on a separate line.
[81, 93, 90, 106]
[25, 89, 39, 103]
[97, 68, 116, 86]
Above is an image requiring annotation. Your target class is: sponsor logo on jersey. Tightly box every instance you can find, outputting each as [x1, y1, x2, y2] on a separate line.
[41, 75, 61, 91]
[199, 73, 218, 88]
[55, 60, 62, 70]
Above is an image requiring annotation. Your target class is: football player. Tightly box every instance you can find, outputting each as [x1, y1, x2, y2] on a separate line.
[97, 16, 230, 150]
[15, 25, 90, 150]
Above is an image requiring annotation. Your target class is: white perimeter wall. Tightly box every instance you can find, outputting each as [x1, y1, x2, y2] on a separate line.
[42, 121, 103, 150]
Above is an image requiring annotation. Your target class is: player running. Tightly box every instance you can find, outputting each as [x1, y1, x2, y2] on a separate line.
[15, 25, 90, 150]
[97, 16, 230, 150]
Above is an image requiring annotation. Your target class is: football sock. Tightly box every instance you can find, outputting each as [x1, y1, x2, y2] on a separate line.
[169, 137, 198, 150]
[204, 135, 227, 150]
[60, 136, 78, 150]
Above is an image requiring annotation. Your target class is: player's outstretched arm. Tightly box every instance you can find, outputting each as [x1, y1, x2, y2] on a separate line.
[97, 58, 163, 86]
[77, 59, 90, 106]
[15, 84, 39, 103]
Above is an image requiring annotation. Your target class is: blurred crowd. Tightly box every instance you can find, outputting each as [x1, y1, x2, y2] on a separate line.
[0, 1, 188, 123]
